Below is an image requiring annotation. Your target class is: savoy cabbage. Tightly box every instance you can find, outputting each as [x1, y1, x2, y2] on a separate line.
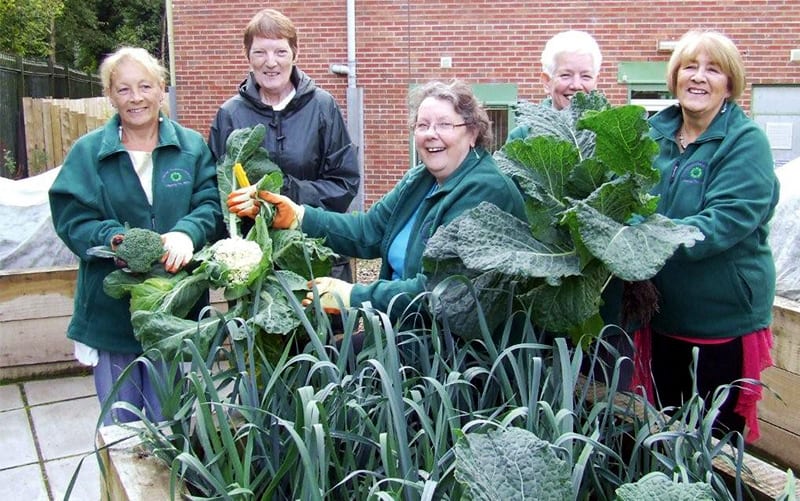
[423, 92, 704, 340]
[454, 427, 572, 500]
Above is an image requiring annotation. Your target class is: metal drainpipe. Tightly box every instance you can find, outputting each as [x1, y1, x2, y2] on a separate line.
[345, 0, 365, 212]
[347, 0, 356, 89]
[166, 0, 177, 120]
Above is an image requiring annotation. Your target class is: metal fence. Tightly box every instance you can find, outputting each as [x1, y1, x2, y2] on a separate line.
[0, 52, 103, 179]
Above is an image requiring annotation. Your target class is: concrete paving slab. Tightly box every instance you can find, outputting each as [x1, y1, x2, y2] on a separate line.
[45, 454, 102, 501]
[24, 374, 95, 406]
[30, 396, 100, 461]
[0, 383, 23, 411]
[0, 408, 38, 469]
[0, 463, 48, 501]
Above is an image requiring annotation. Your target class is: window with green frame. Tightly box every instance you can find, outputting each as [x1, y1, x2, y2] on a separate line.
[618, 61, 676, 116]
[409, 83, 517, 167]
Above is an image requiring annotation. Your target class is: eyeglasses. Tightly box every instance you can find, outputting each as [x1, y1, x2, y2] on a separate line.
[413, 122, 469, 134]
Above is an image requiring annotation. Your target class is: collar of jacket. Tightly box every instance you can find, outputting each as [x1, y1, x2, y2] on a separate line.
[649, 101, 737, 144]
[97, 112, 179, 160]
[239, 66, 316, 111]
[413, 146, 490, 195]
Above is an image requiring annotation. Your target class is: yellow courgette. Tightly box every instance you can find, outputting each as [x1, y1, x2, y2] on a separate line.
[233, 162, 250, 188]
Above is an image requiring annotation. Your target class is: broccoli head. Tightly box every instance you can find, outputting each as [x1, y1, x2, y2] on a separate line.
[116, 228, 164, 273]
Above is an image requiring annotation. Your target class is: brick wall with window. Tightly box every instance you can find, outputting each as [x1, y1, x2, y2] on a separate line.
[172, 0, 800, 206]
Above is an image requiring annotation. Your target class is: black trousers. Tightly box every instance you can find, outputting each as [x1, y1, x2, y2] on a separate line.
[651, 333, 745, 436]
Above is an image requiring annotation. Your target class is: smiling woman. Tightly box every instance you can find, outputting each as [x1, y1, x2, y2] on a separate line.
[638, 30, 780, 442]
[209, 8, 360, 287]
[48, 46, 222, 426]
[227, 80, 528, 330]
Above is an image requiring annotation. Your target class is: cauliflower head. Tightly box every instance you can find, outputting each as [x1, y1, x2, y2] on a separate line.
[210, 238, 263, 285]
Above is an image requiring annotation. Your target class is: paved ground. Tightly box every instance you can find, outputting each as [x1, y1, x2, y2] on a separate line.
[0, 374, 102, 501]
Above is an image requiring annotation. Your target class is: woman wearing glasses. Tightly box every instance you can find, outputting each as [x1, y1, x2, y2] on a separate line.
[228, 79, 526, 323]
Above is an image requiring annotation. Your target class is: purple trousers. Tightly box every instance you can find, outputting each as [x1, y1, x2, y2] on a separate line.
[93, 351, 170, 425]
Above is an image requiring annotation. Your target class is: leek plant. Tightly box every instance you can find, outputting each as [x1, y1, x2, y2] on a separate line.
[77, 275, 772, 501]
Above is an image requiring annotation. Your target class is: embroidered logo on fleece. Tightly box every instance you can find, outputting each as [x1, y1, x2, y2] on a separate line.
[682, 161, 707, 184]
[161, 168, 192, 188]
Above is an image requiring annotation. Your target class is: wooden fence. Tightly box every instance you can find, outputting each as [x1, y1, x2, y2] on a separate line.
[22, 97, 114, 175]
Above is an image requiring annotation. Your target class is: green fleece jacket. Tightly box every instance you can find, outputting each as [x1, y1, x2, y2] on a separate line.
[301, 147, 527, 321]
[49, 114, 222, 353]
[647, 103, 779, 338]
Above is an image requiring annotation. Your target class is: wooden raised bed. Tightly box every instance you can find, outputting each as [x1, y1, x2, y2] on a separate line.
[3, 266, 799, 482]
[0, 266, 226, 382]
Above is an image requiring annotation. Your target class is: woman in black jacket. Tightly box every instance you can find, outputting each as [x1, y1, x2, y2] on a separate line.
[209, 8, 360, 282]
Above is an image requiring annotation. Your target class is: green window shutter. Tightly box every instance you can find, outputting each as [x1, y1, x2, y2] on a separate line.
[617, 61, 669, 87]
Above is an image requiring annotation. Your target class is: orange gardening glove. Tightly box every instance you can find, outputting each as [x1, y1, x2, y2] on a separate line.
[227, 186, 260, 218]
[257, 191, 304, 229]
[302, 277, 353, 314]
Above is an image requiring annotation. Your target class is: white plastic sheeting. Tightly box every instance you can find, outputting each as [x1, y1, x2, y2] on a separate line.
[771, 157, 800, 301]
[0, 167, 78, 270]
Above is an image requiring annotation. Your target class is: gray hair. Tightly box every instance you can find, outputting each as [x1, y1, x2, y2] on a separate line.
[540, 30, 602, 77]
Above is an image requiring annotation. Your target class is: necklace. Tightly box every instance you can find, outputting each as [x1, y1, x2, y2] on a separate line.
[677, 128, 689, 150]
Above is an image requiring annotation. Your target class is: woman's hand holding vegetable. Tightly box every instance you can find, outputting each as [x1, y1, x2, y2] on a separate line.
[303, 277, 353, 314]
[161, 231, 194, 273]
[227, 187, 304, 229]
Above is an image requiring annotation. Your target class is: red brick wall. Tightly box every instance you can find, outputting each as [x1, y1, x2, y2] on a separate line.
[173, 0, 800, 206]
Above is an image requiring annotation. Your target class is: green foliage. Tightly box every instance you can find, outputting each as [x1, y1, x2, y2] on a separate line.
[454, 428, 572, 500]
[1, 148, 19, 179]
[2, 0, 164, 72]
[0, 0, 64, 57]
[615, 471, 715, 500]
[54, 0, 164, 72]
[86, 226, 164, 273]
[99, 128, 331, 360]
[216, 124, 282, 238]
[76, 281, 775, 501]
[423, 92, 705, 341]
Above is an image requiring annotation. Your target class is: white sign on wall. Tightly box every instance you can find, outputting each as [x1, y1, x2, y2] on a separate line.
[766, 122, 794, 150]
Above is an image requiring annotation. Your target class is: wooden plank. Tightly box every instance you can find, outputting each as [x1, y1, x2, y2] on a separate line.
[0, 293, 74, 322]
[750, 419, 800, 477]
[0, 361, 85, 382]
[58, 106, 72, 166]
[49, 100, 64, 167]
[0, 315, 74, 368]
[40, 100, 56, 173]
[0, 267, 77, 305]
[772, 297, 800, 374]
[759, 366, 800, 437]
[24, 98, 47, 175]
[98, 424, 184, 500]
[22, 97, 36, 166]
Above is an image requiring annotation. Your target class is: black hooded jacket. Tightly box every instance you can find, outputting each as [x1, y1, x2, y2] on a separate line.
[209, 67, 359, 213]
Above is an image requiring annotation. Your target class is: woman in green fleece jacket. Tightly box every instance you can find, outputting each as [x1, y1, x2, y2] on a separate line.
[49, 48, 222, 424]
[636, 30, 780, 441]
[228, 79, 527, 330]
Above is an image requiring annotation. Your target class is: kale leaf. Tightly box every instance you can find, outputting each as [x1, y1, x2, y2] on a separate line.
[423, 92, 704, 341]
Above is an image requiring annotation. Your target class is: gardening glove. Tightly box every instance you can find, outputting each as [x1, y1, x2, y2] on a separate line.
[161, 231, 193, 273]
[227, 185, 260, 218]
[303, 277, 353, 314]
[110, 234, 128, 268]
[257, 191, 304, 229]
